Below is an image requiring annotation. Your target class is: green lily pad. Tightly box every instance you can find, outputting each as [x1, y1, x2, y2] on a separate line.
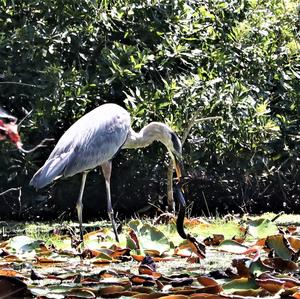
[223, 277, 259, 293]
[249, 258, 273, 276]
[139, 223, 170, 255]
[265, 234, 294, 260]
[247, 218, 278, 239]
[217, 240, 249, 254]
[9, 236, 43, 253]
[128, 219, 142, 232]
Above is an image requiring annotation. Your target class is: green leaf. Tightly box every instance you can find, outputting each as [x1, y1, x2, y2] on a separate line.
[223, 278, 259, 293]
[265, 235, 294, 260]
[249, 258, 273, 276]
[139, 224, 170, 255]
[9, 236, 43, 253]
[247, 218, 278, 239]
[128, 219, 142, 232]
[217, 240, 249, 254]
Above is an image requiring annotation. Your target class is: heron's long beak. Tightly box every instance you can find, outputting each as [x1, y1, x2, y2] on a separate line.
[173, 155, 187, 239]
[174, 155, 184, 183]
[174, 156, 186, 208]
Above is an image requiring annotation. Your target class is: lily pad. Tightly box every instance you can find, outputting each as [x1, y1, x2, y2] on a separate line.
[217, 240, 249, 254]
[265, 234, 294, 260]
[9, 236, 43, 253]
[222, 277, 259, 293]
[247, 218, 278, 239]
[139, 224, 170, 255]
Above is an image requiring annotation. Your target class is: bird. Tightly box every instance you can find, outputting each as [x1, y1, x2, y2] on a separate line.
[30, 103, 185, 242]
[0, 107, 21, 146]
[0, 107, 53, 153]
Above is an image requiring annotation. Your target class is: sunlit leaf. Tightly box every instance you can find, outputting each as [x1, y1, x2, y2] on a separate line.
[0, 270, 23, 278]
[67, 288, 96, 298]
[256, 277, 284, 294]
[248, 258, 273, 276]
[186, 234, 206, 259]
[288, 236, 300, 251]
[1, 253, 23, 263]
[222, 277, 259, 294]
[293, 291, 300, 299]
[265, 234, 296, 260]
[36, 256, 68, 263]
[9, 236, 43, 253]
[138, 224, 170, 255]
[247, 218, 278, 238]
[128, 220, 143, 232]
[217, 240, 249, 254]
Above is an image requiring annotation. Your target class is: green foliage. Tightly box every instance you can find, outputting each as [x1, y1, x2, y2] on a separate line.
[0, 0, 299, 218]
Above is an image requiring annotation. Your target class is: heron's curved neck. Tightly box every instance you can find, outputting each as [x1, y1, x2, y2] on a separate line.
[122, 122, 169, 149]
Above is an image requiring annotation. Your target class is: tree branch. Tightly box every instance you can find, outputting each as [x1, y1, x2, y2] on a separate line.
[166, 109, 222, 212]
[0, 187, 21, 197]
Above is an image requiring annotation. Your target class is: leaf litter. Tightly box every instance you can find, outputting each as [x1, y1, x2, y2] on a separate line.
[0, 214, 299, 298]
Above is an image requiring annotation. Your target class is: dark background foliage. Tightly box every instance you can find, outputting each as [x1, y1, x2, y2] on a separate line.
[0, 0, 299, 221]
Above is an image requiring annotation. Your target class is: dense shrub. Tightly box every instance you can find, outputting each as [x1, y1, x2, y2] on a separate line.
[0, 0, 299, 219]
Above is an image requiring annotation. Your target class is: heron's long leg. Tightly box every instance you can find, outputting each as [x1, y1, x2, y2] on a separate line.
[101, 161, 119, 242]
[76, 171, 88, 243]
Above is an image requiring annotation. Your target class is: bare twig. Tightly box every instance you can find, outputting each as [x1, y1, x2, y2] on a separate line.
[18, 138, 54, 153]
[181, 108, 203, 145]
[0, 187, 21, 197]
[202, 191, 211, 218]
[18, 109, 33, 127]
[0, 81, 41, 88]
[167, 108, 222, 211]
[17, 187, 22, 216]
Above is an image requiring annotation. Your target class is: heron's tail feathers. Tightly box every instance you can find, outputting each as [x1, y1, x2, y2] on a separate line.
[30, 153, 70, 189]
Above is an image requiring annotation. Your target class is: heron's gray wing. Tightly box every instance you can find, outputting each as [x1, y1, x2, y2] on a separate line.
[29, 152, 73, 189]
[30, 104, 130, 189]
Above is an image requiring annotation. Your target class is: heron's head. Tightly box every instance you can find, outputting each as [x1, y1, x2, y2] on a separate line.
[130, 121, 184, 180]
[159, 126, 184, 181]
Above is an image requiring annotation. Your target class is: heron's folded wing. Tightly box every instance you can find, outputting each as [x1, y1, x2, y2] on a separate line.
[29, 151, 73, 189]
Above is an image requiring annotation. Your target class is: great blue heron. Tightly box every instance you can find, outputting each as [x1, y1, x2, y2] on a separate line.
[30, 103, 185, 242]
